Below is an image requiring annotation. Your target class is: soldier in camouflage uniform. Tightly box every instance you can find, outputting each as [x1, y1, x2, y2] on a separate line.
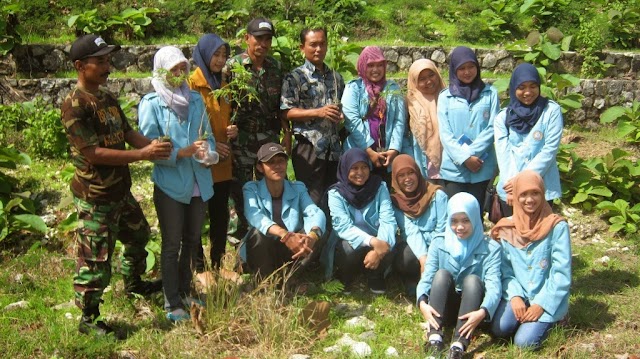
[281, 27, 345, 205]
[61, 35, 172, 336]
[226, 18, 286, 240]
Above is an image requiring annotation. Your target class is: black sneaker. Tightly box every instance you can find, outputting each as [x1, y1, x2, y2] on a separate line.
[447, 346, 464, 359]
[368, 277, 386, 294]
[424, 340, 445, 356]
[125, 278, 163, 297]
[79, 316, 114, 336]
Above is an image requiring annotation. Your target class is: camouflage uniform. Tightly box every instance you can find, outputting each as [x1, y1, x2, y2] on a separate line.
[280, 60, 345, 203]
[225, 53, 283, 239]
[61, 86, 150, 310]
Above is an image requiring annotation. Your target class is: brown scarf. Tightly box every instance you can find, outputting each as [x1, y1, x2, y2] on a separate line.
[491, 170, 565, 248]
[390, 154, 441, 218]
[406, 59, 445, 172]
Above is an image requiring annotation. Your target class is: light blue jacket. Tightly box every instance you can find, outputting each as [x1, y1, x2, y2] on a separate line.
[494, 101, 563, 201]
[341, 78, 407, 155]
[417, 236, 502, 319]
[139, 91, 215, 204]
[242, 179, 326, 236]
[323, 182, 397, 278]
[499, 220, 571, 323]
[438, 86, 500, 183]
[394, 189, 448, 259]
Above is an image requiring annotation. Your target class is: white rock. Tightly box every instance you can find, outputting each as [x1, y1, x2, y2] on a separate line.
[345, 316, 375, 330]
[289, 355, 310, 359]
[385, 347, 399, 356]
[359, 331, 376, 340]
[14, 273, 23, 283]
[336, 333, 356, 346]
[606, 247, 618, 252]
[578, 343, 596, 352]
[65, 312, 73, 320]
[323, 345, 340, 353]
[597, 256, 610, 264]
[40, 214, 57, 226]
[622, 247, 630, 252]
[4, 300, 29, 311]
[350, 341, 372, 357]
[53, 300, 75, 310]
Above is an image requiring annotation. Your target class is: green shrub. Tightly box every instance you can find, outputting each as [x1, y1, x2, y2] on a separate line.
[600, 101, 640, 145]
[0, 1, 23, 54]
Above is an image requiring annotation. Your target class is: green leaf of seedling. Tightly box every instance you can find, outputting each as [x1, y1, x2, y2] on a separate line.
[571, 192, 589, 204]
[609, 223, 624, 232]
[13, 214, 47, 233]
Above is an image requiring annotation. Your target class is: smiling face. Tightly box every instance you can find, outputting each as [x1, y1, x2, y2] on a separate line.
[450, 212, 473, 240]
[365, 61, 386, 83]
[256, 154, 288, 182]
[348, 161, 370, 187]
[208, 46, 228, 73]
[166, 62, 187, 87]
[300, 30, 327, 68]
[515, 80, 541, 106]
[76, 54, 111, 91]
[456, 61, 478, 85]
[518, 188, 543, 215]
[396, 167, 419, 194]
[416, 69, 439, 96]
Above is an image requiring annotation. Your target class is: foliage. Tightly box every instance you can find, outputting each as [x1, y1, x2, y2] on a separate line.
[596, 199, 640, 233]
[0, 98, 68, 159]
[67, 7, 159, 41]
[576, 13, 612, 78]
[0, 146, 47, 242]
[606, 0, 640, 49]
[600, 101, 640, 145]
[214, 62, 261, 124]
[519, 0, 571, 28]
[508, 31, 572, 69]
[0, 1, 23, 55]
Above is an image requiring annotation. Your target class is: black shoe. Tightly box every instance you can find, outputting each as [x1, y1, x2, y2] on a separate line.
[79, 315, 114, 336]
[447, 346, 464, 359]
[368, 277, 386, 294]
[125, 278, 163, 297]
[424, 340, 445, 356]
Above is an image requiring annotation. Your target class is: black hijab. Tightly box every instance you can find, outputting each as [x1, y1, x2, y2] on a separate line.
[505, 63, 549, 134]
[331, 148, 382, 209]
[448, 46, 485, 103]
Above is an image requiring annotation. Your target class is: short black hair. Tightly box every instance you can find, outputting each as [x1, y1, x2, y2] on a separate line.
[299, 27, 327, 45]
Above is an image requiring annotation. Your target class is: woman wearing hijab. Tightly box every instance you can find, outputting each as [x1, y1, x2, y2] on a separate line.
[490, 170, 570, 349]
[139, 46, 216, 322]
[405, 59, 446, 182]
[325, 148, 397, 294]
[417, 192, 501, 359]
[341, 46, 406, 180]
[494, 63, 563, 217]
[188, 34, 239, 277]
[438, 46, 499, 206]
[390, 154, 448, 296]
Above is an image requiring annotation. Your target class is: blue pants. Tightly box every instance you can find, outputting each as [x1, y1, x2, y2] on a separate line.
[491, 298, 555, 349]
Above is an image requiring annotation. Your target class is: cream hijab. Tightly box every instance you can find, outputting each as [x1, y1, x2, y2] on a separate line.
[406, 59, 446, 172]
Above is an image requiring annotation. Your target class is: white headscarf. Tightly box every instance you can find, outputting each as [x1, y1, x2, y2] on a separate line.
[151, 46, 191, 121]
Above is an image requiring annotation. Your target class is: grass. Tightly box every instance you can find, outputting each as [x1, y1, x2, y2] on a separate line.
[2, 126, 640, 358]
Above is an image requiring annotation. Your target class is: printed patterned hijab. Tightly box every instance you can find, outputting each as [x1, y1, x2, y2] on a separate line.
[448, 46, 485, 104]
[152, 46, 191, 121]
[406, 59, 446, 171]
[491, 170, 565, 247]
[505, 63, 549, 134]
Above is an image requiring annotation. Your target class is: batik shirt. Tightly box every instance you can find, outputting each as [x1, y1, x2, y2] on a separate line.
[281, 60, 345, 161]
[61, 86, 132, 204]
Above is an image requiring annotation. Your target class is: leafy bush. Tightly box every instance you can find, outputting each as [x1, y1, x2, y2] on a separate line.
[600, 101, 640, 145]
[67, 7, 159, 41]
[0, 98, 68, 159]
[0, 146, 47, 242]
[0, 1, 23, 54]
[606, 0, 640, 49]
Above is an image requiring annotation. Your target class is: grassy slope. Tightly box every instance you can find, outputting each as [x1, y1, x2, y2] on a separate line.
[1, 126, 640, 358]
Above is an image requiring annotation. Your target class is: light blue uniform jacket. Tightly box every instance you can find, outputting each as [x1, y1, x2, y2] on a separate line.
[499, 220, 571, 323]
[494, 101, 563, 201]
[139, 91, 215, 204]
[394, 189, 448, 259]
[438, 86, 499, 183]
[323, 182, 397, 278]
[416, 236, 502, 319]
[341, 79, 407, 157]
[242, 179, 326, 236]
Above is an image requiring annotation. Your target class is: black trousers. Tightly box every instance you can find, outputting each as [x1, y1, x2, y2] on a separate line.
[392, 241, 421, 289]
[428, 269, 484, 349]
[292, 135, 338, 205]
[334, 239, 392, 286]
[245, 227, 294, 279]
[196, 180, 231, 271]
[443, 180, 490, 210]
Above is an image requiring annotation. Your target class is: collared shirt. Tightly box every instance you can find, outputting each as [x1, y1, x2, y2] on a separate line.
[225, 53, 283, 135]
[281, 60, 345, 161]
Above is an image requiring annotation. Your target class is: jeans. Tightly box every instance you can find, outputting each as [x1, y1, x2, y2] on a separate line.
[154, 186, 207, 311]
[491, 298, 555, 349]
[428, 269, 484, 348]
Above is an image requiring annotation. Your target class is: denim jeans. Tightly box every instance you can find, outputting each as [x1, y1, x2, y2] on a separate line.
[428, 269, 484, 349]
[491, 298, 555, 349]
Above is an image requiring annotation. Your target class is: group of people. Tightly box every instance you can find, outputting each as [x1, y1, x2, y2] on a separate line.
[60, 15, 571, 357]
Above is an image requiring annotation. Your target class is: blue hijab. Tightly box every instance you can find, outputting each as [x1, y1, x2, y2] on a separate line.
[505, 63, 549, 135]
[193, 34, 230, 90]
[331, 148, 383, 209]
[448, 46, 485, 104]
[444, 192, 485, 265]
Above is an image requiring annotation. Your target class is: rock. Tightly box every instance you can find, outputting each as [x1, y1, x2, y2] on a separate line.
[385, 347, 399, 356]
[359, 331, 376, 340]
[4, 300, 29, 311]
[345, 315, 376, 330]
[289, 355, 310, 359]
[53, 300, 75, 310]
[65, 312, 73, 320]
[14, 273, 23, 283]
[596, 256, 610, 265]
[351, 342, 372, 357]
[579, 343, 596, 352]
[41, 214, 57, 226]
[431, 50, 446, 64]
[482, 53, 498, 68]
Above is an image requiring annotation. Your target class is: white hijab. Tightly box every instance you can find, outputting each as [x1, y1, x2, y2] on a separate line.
[151, 46, 191, 121]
